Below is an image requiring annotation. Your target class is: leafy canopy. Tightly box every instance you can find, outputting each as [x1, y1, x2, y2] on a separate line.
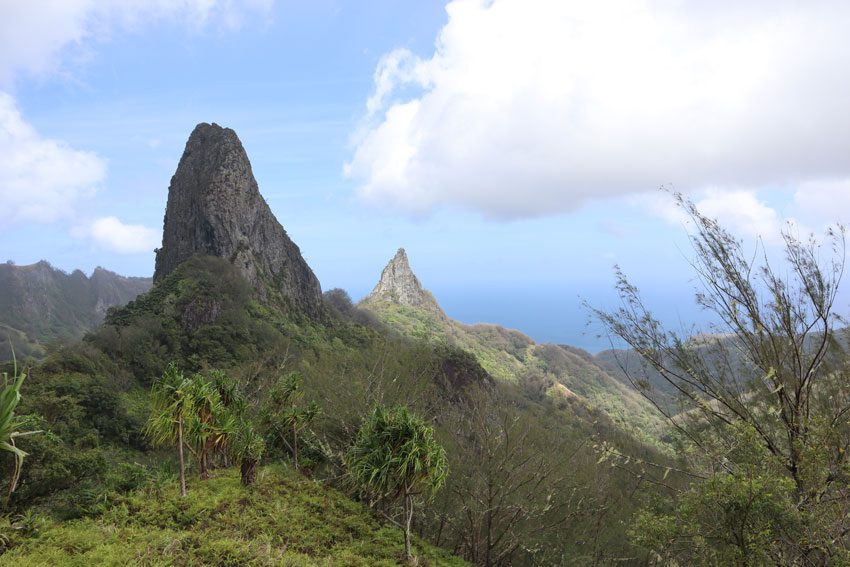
[144, 362, 193, 448]
[346, 405, 447, 500]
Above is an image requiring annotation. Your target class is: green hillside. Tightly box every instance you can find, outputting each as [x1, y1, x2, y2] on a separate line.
[0, 261, 151, 360]
[3, 465, 466, 566]
[361, 299, 667, 445]
[3, 256, 667, 565]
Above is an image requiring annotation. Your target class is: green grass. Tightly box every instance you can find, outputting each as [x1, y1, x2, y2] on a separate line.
[4, 465, 467, 566]
[364, 301, 525, 382]
[363, 300, 668, 446]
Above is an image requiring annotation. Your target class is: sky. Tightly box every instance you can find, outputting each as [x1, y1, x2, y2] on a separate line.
[3, 0, 850, 351]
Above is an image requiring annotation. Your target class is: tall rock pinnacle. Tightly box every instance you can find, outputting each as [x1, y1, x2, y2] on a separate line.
[366, 248, 444, 315]
[154, 122, 322, 318]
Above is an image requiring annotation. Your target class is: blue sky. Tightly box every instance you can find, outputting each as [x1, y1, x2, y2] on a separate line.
[3, 1, 850, 351]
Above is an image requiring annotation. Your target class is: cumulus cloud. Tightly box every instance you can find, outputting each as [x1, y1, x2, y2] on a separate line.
[0, 0, 273, 225]
[696, 191, 780, 242]
[347, 0, 850, 220]
[0, 92, 106, 222]
[88, 216, 161, 254]
[643, 189, 782, 243]
[0, 0, 274, 84]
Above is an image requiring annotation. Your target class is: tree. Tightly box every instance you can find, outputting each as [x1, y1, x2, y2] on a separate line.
[592, 192, 850, 563]
[445, 392, 577, 566]
[231, 420, 265, 486]
[262, 373, 318, 471]
[144, 362, 192, 497]
[0, 355, 40, 504]
[184, 374, 235, 480]
[627, 423, 800, 565]
[208, 370, 246, 417]
[207, 370, 251, 467]
[346, 405, 448, 564]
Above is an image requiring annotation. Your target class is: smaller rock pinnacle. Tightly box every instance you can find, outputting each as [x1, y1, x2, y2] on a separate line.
[366, 248, 444, 316]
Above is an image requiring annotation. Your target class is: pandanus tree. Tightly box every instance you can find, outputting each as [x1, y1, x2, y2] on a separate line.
[346, 405, 448, 564]
[208, 370, 246, 468]
[262, 373, 318, 471]
[145, 363, 193, 497]
[0, 356, 40, 504]
[147, 366, 239, 491]
[185, 375, 236, 480]
[231, 420, 266, 486]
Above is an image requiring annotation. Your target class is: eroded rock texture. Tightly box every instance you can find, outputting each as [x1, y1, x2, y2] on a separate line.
[367, 248, 444, 316]
[154, 123, 322, 318]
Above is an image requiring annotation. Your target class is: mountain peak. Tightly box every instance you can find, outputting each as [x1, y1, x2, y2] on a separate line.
[153, 122, 323, 318]
[366, 248, 444, 315]
[390, 247, 411, 269]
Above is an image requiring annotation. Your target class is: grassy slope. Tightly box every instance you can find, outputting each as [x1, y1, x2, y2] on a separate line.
[362, 300, 667, 444]
[5, 465, 466, 567]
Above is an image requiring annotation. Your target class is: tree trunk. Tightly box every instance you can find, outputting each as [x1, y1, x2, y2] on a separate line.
[435, 512, 446, 547]
[404, 488, 414, 564]
[177, 416, 187, 497]
[199, 449, 209, 480]
[293, 423, 299, 471]
[241, 458, 257, 485]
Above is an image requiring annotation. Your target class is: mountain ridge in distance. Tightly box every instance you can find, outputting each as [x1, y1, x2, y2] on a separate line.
[359, 248, 668, 443]
[0, 260, 152, 359]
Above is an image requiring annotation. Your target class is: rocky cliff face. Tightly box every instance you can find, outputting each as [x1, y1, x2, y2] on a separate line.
[365, 248, 445, 316]
[153, 123, 323, 318]
[0, 260, 151, 358]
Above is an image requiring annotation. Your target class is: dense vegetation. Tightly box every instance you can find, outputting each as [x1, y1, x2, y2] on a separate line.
[1, 255, 663, 565]
[10, 192, 847, 565]
[360, 298, 667, 447]
[593, 194, 850, 565]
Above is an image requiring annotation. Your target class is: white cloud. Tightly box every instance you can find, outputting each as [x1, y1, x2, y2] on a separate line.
[0, 0, 90, 84]
[0, 0, 274, 84]
[347, 0, 850, 220]
[88, 216, 160, 254]
[0, 92, 105, 222]
[0, 0, 273, 225]
[643, 189, 782, 243]
[695, 190, 781, 242]
[793, 180, 850, 226]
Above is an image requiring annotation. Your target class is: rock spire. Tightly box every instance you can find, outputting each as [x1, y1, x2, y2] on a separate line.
[153, 122, 322, 318]
[367, 248, 444, 315]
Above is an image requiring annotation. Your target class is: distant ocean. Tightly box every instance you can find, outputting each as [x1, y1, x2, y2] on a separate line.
[433, 284, 719, 353]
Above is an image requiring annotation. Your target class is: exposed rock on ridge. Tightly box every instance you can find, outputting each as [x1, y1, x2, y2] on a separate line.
[153, 123, 322, 318]
[0, 260, 151, 359]
[366, 248, 444, 316]
[359, 252, 669, 439]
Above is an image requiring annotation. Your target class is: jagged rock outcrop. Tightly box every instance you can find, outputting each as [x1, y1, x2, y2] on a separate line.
[365, 248, 445, 316]
[0, 260, 151, 359]
[153, 123, 322, 318]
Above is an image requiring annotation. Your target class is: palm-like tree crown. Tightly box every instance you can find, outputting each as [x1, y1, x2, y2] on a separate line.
[347, 406, 448, 500]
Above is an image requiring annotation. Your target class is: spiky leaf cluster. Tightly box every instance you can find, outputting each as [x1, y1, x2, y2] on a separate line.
[346, 405, 447, 501]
